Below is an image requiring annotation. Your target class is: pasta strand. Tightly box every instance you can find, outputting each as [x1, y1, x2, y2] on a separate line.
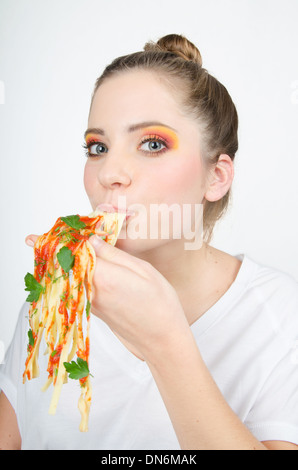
[23, 210, 125, 431]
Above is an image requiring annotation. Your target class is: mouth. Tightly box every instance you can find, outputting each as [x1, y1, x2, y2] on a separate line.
[95, 203, 135, 220]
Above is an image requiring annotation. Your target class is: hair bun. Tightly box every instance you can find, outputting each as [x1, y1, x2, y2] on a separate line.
[144, 34, 202, 66]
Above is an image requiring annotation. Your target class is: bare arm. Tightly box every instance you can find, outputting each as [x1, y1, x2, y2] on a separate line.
[146, 331, 267, 450]
[0, 391, 21, 450]
[85, 237, 298, 450]
[147, 334, 298, 450]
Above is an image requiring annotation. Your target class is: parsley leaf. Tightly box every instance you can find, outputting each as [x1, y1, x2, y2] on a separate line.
[60, 215, 86, 230]
[86, 300, 91, 318]
[63, 358, 90, 380]
[28, 329, 34, 347]
[24, 272, 44, 302]
[57, 246, 75, 273]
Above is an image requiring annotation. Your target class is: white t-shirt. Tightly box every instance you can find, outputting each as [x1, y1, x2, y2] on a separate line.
[1, 254, 298, 450]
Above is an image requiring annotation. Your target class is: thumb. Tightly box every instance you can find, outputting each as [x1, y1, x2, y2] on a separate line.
[25, 234, 39, 247]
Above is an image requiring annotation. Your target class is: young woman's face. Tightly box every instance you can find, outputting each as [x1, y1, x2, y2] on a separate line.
[84, 70, 208, 254]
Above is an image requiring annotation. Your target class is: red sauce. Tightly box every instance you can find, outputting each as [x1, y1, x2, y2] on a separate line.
[24, 213, 106, 392]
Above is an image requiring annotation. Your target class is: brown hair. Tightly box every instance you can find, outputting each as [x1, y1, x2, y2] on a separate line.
[91, 34, 238, 243]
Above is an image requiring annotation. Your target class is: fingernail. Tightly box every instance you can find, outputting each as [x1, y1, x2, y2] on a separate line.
[90, 235, 105, 248]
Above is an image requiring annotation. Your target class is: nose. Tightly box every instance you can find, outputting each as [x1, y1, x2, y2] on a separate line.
[97, 153, 132, 190]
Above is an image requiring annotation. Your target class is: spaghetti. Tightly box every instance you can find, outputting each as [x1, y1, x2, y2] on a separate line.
[23, 210, 125, 432]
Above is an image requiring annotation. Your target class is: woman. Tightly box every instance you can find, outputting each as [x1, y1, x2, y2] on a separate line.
[1, 34, 298, 450]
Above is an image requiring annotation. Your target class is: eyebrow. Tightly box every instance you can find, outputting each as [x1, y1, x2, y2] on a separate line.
[84, 121, 178, 139]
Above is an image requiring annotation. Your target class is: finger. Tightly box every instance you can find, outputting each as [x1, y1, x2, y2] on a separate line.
[89, 235, 151, 279]
[25, 234, 39, 247]
[92, 256, 134, 295]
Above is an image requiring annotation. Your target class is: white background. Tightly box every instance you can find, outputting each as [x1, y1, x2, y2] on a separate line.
[0, 0, 297, 355]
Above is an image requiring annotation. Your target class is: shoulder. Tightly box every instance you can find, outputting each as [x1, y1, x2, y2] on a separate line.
[242, 255, 298, 341]
[246, 256, 298, 304]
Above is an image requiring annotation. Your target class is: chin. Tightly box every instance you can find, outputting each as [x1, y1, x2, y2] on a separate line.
[114, 236, 153, 255]
[115, 234, 181, 259]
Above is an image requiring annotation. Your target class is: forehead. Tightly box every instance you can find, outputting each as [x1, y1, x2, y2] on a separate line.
[88, 70, 185, 127]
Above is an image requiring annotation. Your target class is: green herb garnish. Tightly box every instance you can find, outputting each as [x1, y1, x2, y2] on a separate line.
[57, 246, 75, 273]
[24, 272, 44, 302]
[60, 215, 86, 230]
[63, 358, 91, 380]
[27, 329, 34, 347]
[86, 300, 91, 318]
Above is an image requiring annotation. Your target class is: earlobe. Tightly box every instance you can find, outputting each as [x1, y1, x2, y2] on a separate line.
[204, 154, 234, 202]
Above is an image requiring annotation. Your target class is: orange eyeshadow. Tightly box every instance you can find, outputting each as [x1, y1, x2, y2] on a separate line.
[141, 126, 179, 150]
[85, 126, 179, 150]
[85, 133, 100, 145]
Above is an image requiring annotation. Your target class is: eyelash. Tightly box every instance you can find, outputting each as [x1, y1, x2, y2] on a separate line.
[139, 135, 169, 156]
[82, 135, 169, 158]
[82, 140, 107, 158]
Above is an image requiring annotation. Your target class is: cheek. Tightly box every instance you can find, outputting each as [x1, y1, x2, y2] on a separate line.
[84, 162, 97, 199]
[148, 155, 206, 203]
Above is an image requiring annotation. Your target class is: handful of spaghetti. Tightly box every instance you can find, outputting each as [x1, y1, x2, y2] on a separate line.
[23, 210, 125, 432]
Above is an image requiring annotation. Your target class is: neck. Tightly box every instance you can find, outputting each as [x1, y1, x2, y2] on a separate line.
[112, 238, 241, 361]
[138, 240, 212, 323]
[141, 239, 206, 279]
[137, 239, 242, 325]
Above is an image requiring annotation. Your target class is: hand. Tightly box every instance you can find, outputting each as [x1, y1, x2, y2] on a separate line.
[89, 235, 189, 362]
[24, 232, 189, 361]
[25, 234, 39, 247]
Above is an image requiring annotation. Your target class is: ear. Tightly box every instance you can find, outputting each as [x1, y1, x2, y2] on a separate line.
[204, 154, 234, 202]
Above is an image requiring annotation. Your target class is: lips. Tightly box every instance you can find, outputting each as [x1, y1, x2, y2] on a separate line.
[95, 203, 118, 213]
[95, 203, 135, 219]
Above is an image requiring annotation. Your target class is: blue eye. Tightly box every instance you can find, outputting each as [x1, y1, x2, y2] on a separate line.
[83, 141, 108, 157]
[139, 136, 168, 155]
[141, 141, 165, 152]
